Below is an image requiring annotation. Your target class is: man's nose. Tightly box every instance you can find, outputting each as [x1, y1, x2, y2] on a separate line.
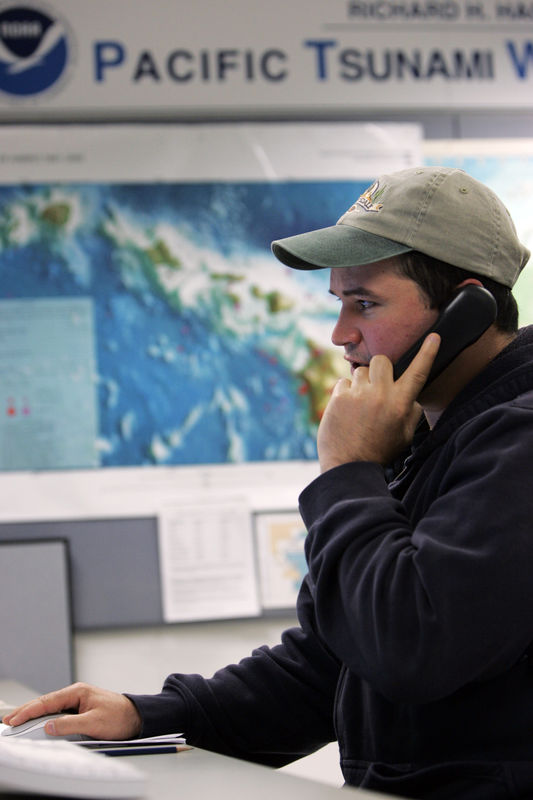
[331, 310, 362, 348]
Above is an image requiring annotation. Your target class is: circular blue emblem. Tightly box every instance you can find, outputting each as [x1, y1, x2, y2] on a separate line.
[0, 4, 69, 96]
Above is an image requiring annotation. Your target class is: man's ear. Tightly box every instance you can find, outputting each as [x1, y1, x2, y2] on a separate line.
[455, 277, 484, 290]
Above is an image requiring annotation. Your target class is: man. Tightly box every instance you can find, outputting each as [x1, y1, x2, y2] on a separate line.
[5, 166, 533, 799]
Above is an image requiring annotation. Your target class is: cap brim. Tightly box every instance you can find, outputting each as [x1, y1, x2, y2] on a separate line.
[271, 224, 412, 270]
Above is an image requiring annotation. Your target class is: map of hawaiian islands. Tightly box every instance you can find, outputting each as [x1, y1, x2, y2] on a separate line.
[0, 181, 352, 471]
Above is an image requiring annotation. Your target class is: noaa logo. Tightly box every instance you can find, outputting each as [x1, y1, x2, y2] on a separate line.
[0, 4, 71, 97]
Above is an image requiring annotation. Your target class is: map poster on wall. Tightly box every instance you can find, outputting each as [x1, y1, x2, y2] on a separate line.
[0, 122, 422, 523]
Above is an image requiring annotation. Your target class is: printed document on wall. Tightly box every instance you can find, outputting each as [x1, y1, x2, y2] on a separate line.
[158, 501, 260, 622]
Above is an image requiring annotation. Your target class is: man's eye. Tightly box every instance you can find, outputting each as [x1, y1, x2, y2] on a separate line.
[357, 300, 375, 311]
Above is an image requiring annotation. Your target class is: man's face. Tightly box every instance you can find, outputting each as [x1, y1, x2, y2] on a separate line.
[329, 259, 439, 374]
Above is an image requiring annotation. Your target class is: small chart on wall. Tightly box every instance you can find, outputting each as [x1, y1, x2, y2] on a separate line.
[254, 510, 308, 610]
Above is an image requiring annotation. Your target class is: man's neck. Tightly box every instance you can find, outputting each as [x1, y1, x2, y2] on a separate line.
[421, 328, 515, 429]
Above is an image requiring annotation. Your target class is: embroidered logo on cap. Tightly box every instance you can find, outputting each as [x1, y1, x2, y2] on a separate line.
[349, 180, 385, 214]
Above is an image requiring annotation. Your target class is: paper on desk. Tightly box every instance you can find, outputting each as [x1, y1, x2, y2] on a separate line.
[158, 500, 260, 622]
[0, 723, 184, 746]
[78, 733, 185, 747]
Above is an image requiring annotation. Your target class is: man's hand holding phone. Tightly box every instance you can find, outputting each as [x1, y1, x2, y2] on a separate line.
[317, 333, 441, 474]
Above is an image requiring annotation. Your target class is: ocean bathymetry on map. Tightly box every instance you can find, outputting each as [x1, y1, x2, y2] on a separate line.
[2, 159, 532, 474]
[0, 180, 361, 471]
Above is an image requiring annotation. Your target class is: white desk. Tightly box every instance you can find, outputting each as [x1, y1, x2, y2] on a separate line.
[0, 681, 392, 800]
[134, 746, 391, 800]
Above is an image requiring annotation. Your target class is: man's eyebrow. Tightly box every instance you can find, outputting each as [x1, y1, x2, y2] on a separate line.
[328, 286, 381, 300]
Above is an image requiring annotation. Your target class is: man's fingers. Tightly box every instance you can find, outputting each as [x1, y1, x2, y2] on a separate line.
[3, 684, 141, 741]
[399, 333, 441, 394]
[44, 712, 87, 737]
[367, 354, 394, 382]
[3, 684, 84, 727]
[332, 376, 352, 396]
[3, 698, 54, 726]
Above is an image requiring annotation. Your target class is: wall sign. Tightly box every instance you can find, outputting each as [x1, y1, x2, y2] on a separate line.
[0, 1, 531, 118]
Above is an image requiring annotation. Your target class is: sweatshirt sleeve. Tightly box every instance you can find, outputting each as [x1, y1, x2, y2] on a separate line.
[126, 584, 340, 766]
[299, 401, 533, 705]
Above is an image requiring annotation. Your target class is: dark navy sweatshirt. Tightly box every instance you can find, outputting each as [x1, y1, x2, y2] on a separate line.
[130, 326, 533, 799]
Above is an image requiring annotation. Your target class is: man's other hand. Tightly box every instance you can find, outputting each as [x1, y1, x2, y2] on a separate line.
[2, 682, 142, 741]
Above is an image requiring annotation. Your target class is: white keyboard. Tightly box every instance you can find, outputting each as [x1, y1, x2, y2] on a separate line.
[0, 738, 147, 797]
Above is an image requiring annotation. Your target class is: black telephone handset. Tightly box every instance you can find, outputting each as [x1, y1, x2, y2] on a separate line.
[392, 284, 497, 386]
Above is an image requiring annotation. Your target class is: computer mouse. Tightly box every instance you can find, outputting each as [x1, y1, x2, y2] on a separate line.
[0, 713, 89, 742]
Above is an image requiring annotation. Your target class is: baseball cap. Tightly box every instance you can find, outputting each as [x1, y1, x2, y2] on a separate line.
[271, 166, 530, 288]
